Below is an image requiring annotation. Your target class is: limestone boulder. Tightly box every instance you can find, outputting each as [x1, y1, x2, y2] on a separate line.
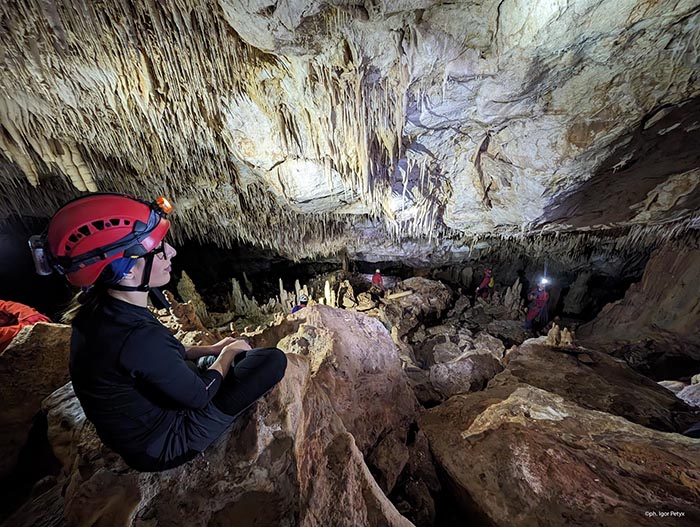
[0, 322, 71, 481]
[486, 319, 530, 346]
[419, 384, 700, 527]
[471, 332, 505, 360]
[274, 306, 419, 457]
[412, 321, 506, 368]
[429, 354, 503, 399]
[429, 341, 462, 365]
[430, 330, 505, 365]
[381, 278, 453, 339]
[33, 353, 414, 527]
[153, 290, 220, 347]
[658, 380, 688, 395]
[496, 341, 697, 433]
[677, 383, 700, 408]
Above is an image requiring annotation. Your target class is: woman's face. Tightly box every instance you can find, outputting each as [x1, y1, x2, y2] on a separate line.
[149, 241, 177, 287]
[124, 241, 177, 288]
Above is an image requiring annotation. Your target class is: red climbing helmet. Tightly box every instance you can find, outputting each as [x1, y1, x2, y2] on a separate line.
[30, 193, 172, 287]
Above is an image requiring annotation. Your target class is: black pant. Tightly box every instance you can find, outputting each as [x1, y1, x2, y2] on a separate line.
[139, 347, 287, 471]
[212, 347, 287, 417]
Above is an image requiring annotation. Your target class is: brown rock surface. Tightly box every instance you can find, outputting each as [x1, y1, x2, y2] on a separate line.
[8, 305, 422, 527]
[38, 353, 414, 527]
[381, 278, 453, 339]
[420, 384, 700, 527]
[275, 306, 419, 456]
[153, 290, 219, 346]
[496, 340, 697, 433]
[0, 323, 71, 482]
[578, 241, 700, 376]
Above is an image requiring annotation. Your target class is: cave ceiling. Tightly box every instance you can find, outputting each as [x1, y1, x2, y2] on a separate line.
[0, 0, 699, 264]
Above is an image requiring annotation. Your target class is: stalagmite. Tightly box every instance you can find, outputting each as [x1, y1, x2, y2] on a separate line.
[176, 271, 210, 326]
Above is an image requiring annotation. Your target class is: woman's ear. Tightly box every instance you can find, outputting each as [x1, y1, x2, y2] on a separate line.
[120, 259, 143, 284]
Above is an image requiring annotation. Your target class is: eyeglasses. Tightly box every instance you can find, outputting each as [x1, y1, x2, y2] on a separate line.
[152, 241, 169, 260]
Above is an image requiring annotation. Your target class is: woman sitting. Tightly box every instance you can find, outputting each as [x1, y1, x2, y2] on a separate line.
[34, 193, 286, 471]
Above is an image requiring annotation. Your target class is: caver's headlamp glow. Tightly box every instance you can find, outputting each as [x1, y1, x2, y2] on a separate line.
[538, 277, 550, 286]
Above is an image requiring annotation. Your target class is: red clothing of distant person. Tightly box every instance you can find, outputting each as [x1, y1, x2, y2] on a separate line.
[0, 300, 51, 351]
[372, 271, 384, 290]
[475, 268, 494, 298]
[526, 289, 550, 322]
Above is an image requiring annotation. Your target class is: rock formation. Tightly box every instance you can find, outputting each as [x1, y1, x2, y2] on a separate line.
[580, 240, 700, 344]
[579, 239, 700, 377]
[1, 3, 700, 523]
[0, 323, 71, 483]
[420, 384, 700, 527]
[420, 339, 700, 527]
[3, 306, 434, 527]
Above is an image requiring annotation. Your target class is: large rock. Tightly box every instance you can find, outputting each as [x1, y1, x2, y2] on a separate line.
[429, 354, 503, 399]
[0, 323, 71, 482]
[11, 305, 423, 527]
[413, 323, 504, 367]
[420, 384, 700, 527]
[658, 380, 688, 395]
[485, 319, 530, 346]
[471, 332, 505, 360]
[275, 306, 419, 457]
[496, 340, 697, 432]
[579, 242, 700, 377]
[381, 278, 453, 339]
[47, 355, 412, 527]
[677, 384, 700, 408]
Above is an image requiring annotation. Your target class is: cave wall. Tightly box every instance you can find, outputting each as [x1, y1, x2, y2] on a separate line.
[579, 235, 700, 344]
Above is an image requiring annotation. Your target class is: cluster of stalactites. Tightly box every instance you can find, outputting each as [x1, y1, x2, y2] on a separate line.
[460, 218, 700, 269]
[0, 0, 421, 259]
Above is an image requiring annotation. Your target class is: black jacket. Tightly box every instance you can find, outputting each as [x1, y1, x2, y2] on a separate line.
[69, 295, 222, 469]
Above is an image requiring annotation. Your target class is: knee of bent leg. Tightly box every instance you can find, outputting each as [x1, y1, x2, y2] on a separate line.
[265, 347, 287, 384]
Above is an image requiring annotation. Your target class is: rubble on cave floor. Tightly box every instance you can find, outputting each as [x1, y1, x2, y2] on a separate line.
[4, 266, 700, 527]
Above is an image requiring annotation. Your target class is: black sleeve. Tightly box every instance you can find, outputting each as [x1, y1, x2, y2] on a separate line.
[119, 323, 223, 409]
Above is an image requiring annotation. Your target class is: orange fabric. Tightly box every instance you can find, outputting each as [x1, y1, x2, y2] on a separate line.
[0, 300, 51, 352]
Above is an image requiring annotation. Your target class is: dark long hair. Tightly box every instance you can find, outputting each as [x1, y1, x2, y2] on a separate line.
[60, 285, 109, 325]
[60, 257, 135, 324]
